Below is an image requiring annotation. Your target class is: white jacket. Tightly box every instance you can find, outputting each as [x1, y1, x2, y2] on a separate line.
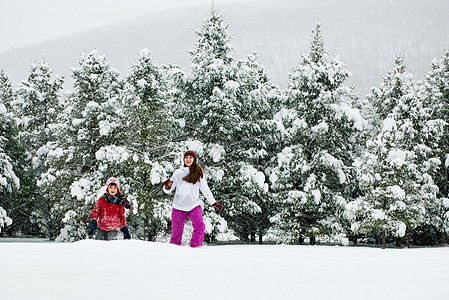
[163, 167, 216, 211]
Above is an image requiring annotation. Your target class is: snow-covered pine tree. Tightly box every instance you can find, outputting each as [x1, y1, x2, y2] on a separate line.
[270, 23, 367, 245]
[16, 60, 64, 162]
[13, 61, 64, 239]
[420, 51, 449, 239]
[0, 71, 18, 189]
[167, 10, 238, 243]
[355, 55, 442, 248]
[222, 54, 281, 243]
[0, 70, 20, 235]
[0, 70, 15, 112]
[168, 10, 281, 243]
[40, 50, 124, 241]
[118, 48, 173, 241]
[171, 9, 235, 143]
[368, 55, 415, 131]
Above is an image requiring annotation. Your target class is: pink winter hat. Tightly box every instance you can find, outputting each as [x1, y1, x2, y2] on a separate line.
[106, 177, 121, 194]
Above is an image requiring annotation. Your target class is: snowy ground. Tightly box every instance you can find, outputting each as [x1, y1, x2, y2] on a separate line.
[0, 240, 448, 300]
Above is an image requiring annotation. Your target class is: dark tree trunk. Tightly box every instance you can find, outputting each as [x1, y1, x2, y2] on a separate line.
[406, 226, 411, 248]
[144, 218, 149, 241]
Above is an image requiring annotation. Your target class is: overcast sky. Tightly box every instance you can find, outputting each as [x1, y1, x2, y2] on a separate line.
[0, 0, 261, 52]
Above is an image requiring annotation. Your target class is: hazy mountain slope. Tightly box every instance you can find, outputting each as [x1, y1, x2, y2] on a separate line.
[0, 0, 448, 95]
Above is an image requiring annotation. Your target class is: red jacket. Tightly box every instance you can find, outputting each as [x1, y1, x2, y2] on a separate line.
[91, 195, 127, 231]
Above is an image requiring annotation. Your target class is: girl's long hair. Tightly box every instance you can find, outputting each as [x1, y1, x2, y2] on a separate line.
[183, 161, 204, 184]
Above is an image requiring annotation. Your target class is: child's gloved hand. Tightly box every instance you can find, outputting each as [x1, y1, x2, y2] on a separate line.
[163, 179, 173, 190]
[212, 201, 223, 211]
[119, 194, 134, 211]
[87, 220, 97, 238]
[123, 201, 134, 211]
[121, 226, 131, 240]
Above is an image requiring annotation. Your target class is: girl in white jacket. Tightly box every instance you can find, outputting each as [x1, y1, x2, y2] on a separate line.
[163, 150, 222, 247]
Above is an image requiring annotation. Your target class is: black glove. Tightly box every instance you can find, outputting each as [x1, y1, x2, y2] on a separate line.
[87, 220, 97, 238]
[121, 226, 131, 240]
[212, 201, 223, 211]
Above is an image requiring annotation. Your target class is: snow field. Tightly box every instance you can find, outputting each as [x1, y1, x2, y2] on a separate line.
[1, 240, 448, 300]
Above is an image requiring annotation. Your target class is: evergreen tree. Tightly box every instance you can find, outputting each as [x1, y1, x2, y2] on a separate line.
[169, 10, 280, 243]
[0, 70, 20, 235]
[0, 70, 15, 112]
[16, 60, 64, 163]
[222, 54, 281, 243]
[167, 10, 238, 243]
[422, 51, 449, 197]
[12, 62, 64, 238]
[420, 51, 449, 237]
[368, 55, 415, 131]
[118, 48, 173, 241]
[355, 55, 442, 248]
[270, 23, 367, 245]
[40, 50, 124, 241]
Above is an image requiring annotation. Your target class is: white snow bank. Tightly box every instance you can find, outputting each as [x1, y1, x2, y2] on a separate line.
[1, 240, 447, 300]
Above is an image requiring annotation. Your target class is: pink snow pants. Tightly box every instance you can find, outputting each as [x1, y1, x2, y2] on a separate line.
[170, 205, 205, 247]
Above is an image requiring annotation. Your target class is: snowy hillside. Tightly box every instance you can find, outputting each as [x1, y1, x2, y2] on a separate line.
[0, 0, 448, 94]
[1, 240, 448, 299]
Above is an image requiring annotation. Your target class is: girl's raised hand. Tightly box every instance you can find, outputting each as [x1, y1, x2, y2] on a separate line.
[163, 179, 173, 189]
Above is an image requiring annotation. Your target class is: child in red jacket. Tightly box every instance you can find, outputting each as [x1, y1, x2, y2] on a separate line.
[87, 177, 131, 240]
